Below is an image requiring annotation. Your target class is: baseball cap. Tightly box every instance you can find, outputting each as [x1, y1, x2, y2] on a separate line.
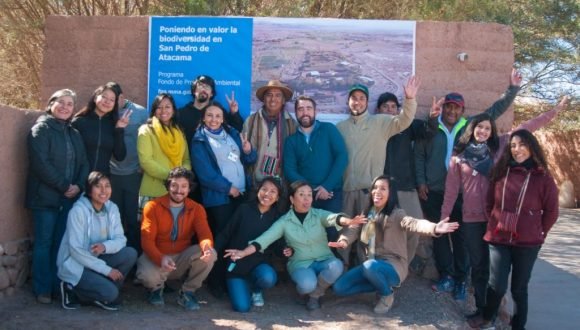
[348, 84, 369, 100]
[444, 92, 465, 107]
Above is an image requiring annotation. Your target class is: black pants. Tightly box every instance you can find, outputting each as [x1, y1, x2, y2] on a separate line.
[420, 190, 468, 282]
[464, 222, 490, 308]
[206, 196, 245, 290]
[110, 172, 142, 254]
[483, 244, 540, 330]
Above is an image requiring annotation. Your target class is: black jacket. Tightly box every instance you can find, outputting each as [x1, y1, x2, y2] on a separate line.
[214, 202, 284, 277]
[72, 111, 126, 174]
[26, 115, 89, 209]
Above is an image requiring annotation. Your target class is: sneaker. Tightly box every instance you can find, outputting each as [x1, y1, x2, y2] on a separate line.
[454, 281, 466, 300]
[251, 291, 264, 307]
[148, 288, 164, 306]
[36, 294, 52, 304]
[177, 290, 200, 311]
[432, 275, 455, 293]
[306, 296, 320, 311]
[373, 293, 395, 314]
[93, 300, 120, 311]
[60, 282, 80, 310]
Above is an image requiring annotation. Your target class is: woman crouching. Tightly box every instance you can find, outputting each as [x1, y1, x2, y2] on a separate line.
[331, 175, 458, 314]
[57, 171, 137, 311]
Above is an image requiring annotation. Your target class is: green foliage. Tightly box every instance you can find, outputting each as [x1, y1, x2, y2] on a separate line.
[0, 0, 577, 109]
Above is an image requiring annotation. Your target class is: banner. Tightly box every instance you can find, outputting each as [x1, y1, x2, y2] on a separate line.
[148, 17, 415, 122]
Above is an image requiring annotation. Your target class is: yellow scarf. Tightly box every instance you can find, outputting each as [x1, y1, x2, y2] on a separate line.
[151, 117, 186, 168]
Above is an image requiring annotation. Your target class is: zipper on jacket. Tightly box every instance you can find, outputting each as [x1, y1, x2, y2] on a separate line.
[94, 117, 102, 171]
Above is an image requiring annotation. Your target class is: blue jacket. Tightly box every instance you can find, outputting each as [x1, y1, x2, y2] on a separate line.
[283, 121, 347, 191]
[190, 126, 257, 207]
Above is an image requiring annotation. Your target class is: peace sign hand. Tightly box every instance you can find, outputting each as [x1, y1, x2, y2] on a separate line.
[116, 109, 132, 128]
[430, 96, 444, 118]
[225, 91, 239, 114]
[240, 132, 251, 154]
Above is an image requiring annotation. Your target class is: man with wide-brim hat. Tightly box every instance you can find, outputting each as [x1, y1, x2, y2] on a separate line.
[243, 80, 297, 185]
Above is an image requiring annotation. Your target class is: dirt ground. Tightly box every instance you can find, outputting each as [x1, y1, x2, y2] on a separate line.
[0, 272, 479, 330]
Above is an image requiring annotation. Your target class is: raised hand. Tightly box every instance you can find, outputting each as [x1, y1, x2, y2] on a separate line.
[225, 91, 239, 114]
[404, 75, 421, 99]
[430, 96, 444, 118]
[553, 96, 569, 113]
[240, 132, 251, 154]
[435, 217, 460, 234]
[116, 109, 132, 128]
[510, 68, 523, 87]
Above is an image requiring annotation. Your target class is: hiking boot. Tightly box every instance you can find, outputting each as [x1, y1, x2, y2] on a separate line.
[178, 290, 200, 311]
[454, 281, 466, 301]
[148, 288, 164, 306]
[93, 300, 120, 311]
[251, 291, 265, 307]
[432, 275, 455, 293]
[306, 296, 320, 310]
[60, 282, 80, 310]
[373, 293, 394, 314]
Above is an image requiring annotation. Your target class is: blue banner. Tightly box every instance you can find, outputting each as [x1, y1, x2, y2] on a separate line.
[148, 16, 253, 117]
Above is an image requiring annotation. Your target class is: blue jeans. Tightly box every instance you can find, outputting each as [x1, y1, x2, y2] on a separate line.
[32, 198, 74, 296]
[333, 259, 401, 297]
[226, 263, 277, 313]
[290, 257, 343, 295]
[74, 247, 137, 302]
[483, 244, 540, 330]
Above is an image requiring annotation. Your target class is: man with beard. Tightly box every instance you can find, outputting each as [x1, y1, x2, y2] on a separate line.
[283, 96, 347, 241]
[336, 76, 420, 267]
[178, 75, 243, 151]
[136, 167, 216, 311]
[243, 80, 297, 185]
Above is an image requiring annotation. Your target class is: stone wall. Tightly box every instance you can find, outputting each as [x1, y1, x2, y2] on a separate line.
[0, 105, 40, 297]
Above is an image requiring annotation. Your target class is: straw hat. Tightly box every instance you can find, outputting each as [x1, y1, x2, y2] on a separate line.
[255, 80, 293, 102]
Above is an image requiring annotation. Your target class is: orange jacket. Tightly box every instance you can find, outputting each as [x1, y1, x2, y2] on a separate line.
[141, 194, 213, 266]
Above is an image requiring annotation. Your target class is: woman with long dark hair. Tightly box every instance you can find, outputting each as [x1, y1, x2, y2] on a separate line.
[137, 93, 191, 207]
[26, 89, 89, 304]
[214, 177, 286, 312]
[72, 82, 130, 174]
[441, 97, 567, 311]
[331, 175, 458, 314]
[468, 130, 559, 330]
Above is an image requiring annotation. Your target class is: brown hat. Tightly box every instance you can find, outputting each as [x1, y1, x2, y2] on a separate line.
[256, 80, 293, 102]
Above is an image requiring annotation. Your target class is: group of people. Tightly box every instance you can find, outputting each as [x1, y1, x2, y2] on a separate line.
[25, 70, 566, 329]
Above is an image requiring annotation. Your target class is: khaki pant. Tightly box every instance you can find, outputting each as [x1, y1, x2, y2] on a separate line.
[339, 189, 371, 267]
[397, 189, 423, 263]
[136, 245, 216, 293]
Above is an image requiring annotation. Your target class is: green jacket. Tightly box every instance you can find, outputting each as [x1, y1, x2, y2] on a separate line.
[251, 208, 342, 273]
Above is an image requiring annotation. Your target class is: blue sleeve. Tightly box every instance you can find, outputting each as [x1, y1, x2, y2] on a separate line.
[190, 140, 231, 194]
[283, 135, 307, 184]
[321, 125, 348, 191]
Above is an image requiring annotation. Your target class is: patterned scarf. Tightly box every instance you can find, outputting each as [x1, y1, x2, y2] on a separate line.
[151, 117, 186, 168]
[360, 209, 377, 259]
[461, 142, 493, 177]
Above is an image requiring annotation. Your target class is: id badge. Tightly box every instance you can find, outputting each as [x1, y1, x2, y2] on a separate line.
[228, 151, 239, 162]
